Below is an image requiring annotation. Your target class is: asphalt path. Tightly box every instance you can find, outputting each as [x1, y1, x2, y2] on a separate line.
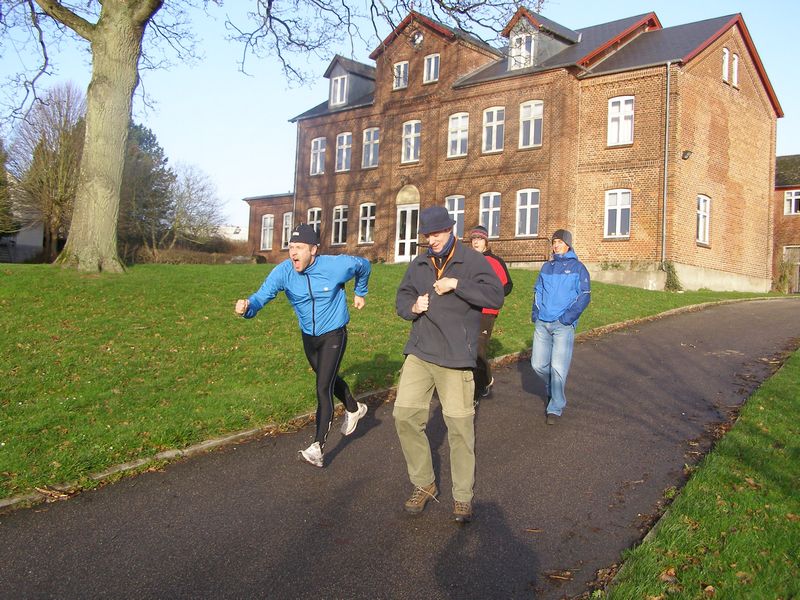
[2, 298, 799, 599]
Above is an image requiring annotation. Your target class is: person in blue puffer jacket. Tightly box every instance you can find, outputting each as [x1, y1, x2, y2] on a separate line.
[531, 229, 591, 425]
[235, 224, 371, 468]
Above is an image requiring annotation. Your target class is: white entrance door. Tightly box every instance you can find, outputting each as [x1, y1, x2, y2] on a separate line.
[395, 204, 419, 262]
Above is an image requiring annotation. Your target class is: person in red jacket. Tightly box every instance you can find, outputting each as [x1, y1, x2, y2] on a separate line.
[469, 225, 513, 400]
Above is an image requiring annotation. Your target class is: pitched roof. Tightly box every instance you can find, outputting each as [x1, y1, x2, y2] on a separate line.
[323, 55, 376, 80]
[289, 90, 375, 123]
[776, 155, 800, 187]
[501, 7, 580, 43]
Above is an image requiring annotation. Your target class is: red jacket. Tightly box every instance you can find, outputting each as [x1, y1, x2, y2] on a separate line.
[481, 250, 513, 315]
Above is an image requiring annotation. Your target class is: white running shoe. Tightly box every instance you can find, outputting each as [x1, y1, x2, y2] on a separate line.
[341, 402, 368, 436]
[298, 442, 323, 467]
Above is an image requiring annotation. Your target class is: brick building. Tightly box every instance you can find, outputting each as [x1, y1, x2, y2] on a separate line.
[774, 155, 800, 293]
[246, 8, 782, 291]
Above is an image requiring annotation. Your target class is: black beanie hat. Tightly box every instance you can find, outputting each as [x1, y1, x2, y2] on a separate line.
[290, 223, 320, 245]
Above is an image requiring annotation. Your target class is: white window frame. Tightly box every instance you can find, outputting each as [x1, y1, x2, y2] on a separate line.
[519, 100, 543, 149]
[402, 120, 421, 164]
[260, 214, 274, 251]
[697, 194, 711, 245]
[607, 96, 634, 146]
[332, 205, 348, 246]
[310, 137, 326, 175]
[423, 54, 440, 83]
[281, 212, 293, 249]
[516, 189, 540, 237]
[479, 192, 501, 238]
[335, 132, 352, 172]
[483, 107, 505, 153]
[307, 207, 322, 232]
[445, 195, 465, 238]
[604, 189, 631, 238]
[732, 53, 739, 87]
[785, 190, 800, 215]
[330, 74, 347, 106]
[358, 203, 376, 244]
[509, 32, 534, 70]
[448, 113, 469, 158]
[393, 61, 409, 89]
[722, 47, 730, 82]
[362, 127, 380, 168]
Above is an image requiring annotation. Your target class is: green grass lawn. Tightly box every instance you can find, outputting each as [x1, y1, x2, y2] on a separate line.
[0, 263, 775, 499]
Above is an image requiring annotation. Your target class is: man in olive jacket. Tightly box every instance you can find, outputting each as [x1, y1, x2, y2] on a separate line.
[394, 206, 504, 524]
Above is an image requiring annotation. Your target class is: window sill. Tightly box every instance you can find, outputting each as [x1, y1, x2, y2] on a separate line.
[603, 236, 630, 241]
[357, 241, 375, 246]
[518, 144, 543, 151]
[400, 161, 420, 167]
[335, 169, 351, 174]
[481, 149, 505, 155]
[515, 235, 539, 239]
[423, 80, 438, 85]
[392, 86, 408, 91]
[606, 143, 633, 149]
[446, 154, 467, 160]
[696, 242, 711, 249]
[361, 164, 379, 170]
[331, 243, 347, 247]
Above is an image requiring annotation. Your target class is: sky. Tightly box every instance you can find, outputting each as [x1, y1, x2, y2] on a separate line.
[1, 1, 798, 231]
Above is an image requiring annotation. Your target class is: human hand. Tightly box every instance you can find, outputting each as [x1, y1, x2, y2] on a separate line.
[433, 277, 458, 295]
[353, 295, 366, 310]
[412, 293, 429, 314]
[235, 299, 249, 316]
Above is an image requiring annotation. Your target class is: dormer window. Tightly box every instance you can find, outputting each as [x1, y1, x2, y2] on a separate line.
[330, 74, 347, 106]
[393, 62, 409, 89]
[509, 33, 534, 70]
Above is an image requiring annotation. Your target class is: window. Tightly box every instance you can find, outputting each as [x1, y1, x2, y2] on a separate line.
[362, 127, 380, 168]
[260, 214, 274, 251]
[359, 203, 376, 244]
[402, 120, 421, 163]
[516, 189, 540, 237]
[722, 48, 730, 82]
[281, 212, 293, 249]
[519, 101, 543, 148]
[448, 113, 469, 158]
[445, 195, 465, 238]
[509, 33, 534, 70]
[307, 208, 322, 232]
[605, 189, 631, 238]
[607, 96, 634, 146]
[335, 132, 352, 172]
[393, 61, 409, 89]
[732, 53, 739, 87]
[483, 107, 505, 153]
[332, 205, 348, 245]
[480, 192, 501, 238]
[696, 195, 710, 245]
[330, 75, 347, 106]
[310, 137, 326, 175]
[785, 190, 800, 215]
[423, 54, 440, 83]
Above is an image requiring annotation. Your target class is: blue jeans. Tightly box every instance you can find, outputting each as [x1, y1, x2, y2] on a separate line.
[531, 319, 575, 416]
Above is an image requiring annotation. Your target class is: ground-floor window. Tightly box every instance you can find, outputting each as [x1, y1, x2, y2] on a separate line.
[307, 207, 322, 232]
[445, 195, 465, 238]
[332, 205, 348, 245]
[260, 214, 274, 251]
[696, 194, 710, 245]
[359, 203, 376, 244]
[516, 189, 540, 237]
[605, 189, 631, 238]
[281, 212, 293, 249]
[479, 192, 501, 238]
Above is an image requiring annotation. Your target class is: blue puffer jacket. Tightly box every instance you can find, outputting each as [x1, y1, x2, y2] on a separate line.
[244, 255, 371, 336]
[531, 249, 591, 327]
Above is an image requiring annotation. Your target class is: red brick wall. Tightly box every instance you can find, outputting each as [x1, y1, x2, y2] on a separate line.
[246, 194, 294, 263]
[774, 186, 800, 289]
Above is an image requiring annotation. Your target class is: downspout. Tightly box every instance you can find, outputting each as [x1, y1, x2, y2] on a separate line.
[661, 61, 672, 264]
[292, 122, 300, 226]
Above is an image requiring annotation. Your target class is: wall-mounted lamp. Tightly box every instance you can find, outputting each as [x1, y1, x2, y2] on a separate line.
[681, 150, 693, 160]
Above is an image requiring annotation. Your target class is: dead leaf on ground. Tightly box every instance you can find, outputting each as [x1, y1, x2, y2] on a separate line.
[659, 567, 678, 584]
[704, 584, 716, 596]
[545, 569, 573, 581]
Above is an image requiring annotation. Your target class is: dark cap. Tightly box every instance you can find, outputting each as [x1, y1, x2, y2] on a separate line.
[469, 225, 489, 240]
[551, 229, 573, 248]
[419, 206, 456, 235]
[290, 223, 320, 245]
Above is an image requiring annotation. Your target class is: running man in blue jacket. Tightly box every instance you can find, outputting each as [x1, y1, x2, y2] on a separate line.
[235, 223, 372, 467]
[531, 229, 591, 425]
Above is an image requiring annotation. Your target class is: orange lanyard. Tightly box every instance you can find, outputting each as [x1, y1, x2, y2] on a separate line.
[430, 243, 456, 280]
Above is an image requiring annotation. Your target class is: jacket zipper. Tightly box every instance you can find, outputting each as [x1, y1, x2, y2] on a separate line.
[304, 273, 316, 335]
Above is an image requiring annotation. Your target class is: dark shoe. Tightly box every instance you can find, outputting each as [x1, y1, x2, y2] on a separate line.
[546, 413, 559, 425]
[453, 500, 472, 523]
[404, 482, 438, 514]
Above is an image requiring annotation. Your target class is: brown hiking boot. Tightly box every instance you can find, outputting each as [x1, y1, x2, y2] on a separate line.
[403, 482, 438, 514]
[453, 500, 472, 523]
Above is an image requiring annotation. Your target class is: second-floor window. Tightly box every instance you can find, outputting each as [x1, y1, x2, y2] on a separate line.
[516, 189, 540, 237]
[509, 33, 534, 70]
[359, 203, 376, 244]
[393, 61, 409, 89]
[310, 137, 326, 175]
[402, 120, 421, 163]
[445, 195, 465, 238]
[307, 207, 322, 232]
[483, 107, 505, 153]
[605, 189, 631, 238]
[260, 214, 274, 251]
[332, 205, 348, 245]
[519, 100, 543, 148]
[608, 96, 634, 146]
[423, 54, 440, 83]
[336, 132, 352, 172]
[330, 74, 347, 106]
[785, 190, 800, 215]
[480, 192, 501, 238]
[448, 113, 469, 158]
[281, 212, 293, 249]
[697, 195, 711, 245]
[732, 53, 739, 87]
[722, 48, 730, 82]
[362, 127, 380, 168]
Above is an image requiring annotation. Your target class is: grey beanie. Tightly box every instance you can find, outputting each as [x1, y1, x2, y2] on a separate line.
[551, 229, 573, 248]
